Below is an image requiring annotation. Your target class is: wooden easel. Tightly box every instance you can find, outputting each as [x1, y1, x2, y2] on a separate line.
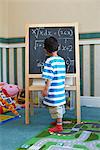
[25, 23, 81, 124]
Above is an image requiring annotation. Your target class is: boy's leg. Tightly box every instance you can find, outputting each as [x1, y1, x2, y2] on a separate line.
[48, 105, 65, 132]
[47, 106, 56, 125]
[50, 105, 65, 126]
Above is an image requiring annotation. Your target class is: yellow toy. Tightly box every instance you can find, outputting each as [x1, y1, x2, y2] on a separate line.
[0, 93, 19, 116]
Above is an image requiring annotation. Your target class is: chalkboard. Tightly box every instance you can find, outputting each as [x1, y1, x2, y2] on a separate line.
[29, 26, 76, 74]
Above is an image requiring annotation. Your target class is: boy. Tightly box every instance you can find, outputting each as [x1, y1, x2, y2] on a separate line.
[42, 36, 66, 133]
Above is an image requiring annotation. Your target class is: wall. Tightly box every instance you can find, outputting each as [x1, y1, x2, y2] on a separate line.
[0, 0, 3, 36]
[0, 0, 8, 37]
[0, 45, 25, 89]
[0, 0, 100, 36]
[7, 0, 100, 37]
[80, 43, 100, 97]
[0, 37, 100, 97]
[0, 0, 100, 106]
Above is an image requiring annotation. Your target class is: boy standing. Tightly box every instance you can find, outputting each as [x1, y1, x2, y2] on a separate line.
[42, 36, 66, 133]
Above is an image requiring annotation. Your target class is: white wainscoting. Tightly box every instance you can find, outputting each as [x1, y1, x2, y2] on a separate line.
[81, 96, 100, 107]
[0, 39, 100, 107]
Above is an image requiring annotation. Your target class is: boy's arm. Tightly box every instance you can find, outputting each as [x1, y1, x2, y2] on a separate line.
[42, 79, 51, 97]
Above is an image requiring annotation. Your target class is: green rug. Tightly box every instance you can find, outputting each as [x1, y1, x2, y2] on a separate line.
[17, 119, 100, 150]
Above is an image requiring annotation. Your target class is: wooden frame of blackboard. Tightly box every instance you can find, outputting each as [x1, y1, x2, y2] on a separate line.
[25, 23, 81, 124]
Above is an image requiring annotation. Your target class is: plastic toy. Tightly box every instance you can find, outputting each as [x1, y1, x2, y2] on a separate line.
[0, 105, 3, 114]
[0, 83, 20, 116]
[2, 84, 19, 97]
[0, 82, 7, 91]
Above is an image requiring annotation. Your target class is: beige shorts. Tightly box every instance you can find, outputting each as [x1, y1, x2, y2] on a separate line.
[48, 105, 65, 119]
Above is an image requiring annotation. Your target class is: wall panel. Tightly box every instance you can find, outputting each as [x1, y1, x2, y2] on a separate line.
[0, 37, 100, 97]
[94, 45, 100, 96]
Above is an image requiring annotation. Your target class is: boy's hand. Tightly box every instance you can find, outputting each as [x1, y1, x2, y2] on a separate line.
[42, 79, 51, 97]
[42, 87, 48, 97]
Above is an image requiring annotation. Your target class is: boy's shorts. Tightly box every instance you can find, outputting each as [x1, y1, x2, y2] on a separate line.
[48, 105, 65, 119]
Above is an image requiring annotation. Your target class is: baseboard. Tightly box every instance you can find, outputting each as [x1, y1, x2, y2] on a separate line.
[81, 96, 100, 108]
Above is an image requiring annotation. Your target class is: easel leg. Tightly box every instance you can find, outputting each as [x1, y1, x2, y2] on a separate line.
[30, 91, 34, 115]
[76, 90, 81, 123]
[25, 90, 30, 124]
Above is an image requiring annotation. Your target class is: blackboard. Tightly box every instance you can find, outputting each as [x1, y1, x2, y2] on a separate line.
[29, 27, 76, 74]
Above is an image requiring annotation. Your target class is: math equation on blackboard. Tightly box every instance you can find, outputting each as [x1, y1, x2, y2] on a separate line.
[29, 27, 76, 74]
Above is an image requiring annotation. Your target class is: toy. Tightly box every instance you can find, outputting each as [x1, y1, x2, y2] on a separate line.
[18, 89, 25, 104]
[0, 83, 20, 116]
[2, 84, 19, 97]
[0, 105, 3, 114]
[0, 93, 19, 116]
[0, 101, 9, 114]
[0, 82, 7, 91]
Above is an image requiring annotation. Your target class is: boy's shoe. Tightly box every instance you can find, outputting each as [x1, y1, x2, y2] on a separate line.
[48, 125, 63, 133]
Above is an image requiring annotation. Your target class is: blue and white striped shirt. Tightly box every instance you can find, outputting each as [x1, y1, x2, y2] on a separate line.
[42, 56, 66, 106]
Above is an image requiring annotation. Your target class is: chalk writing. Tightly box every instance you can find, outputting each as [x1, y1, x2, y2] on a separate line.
[31, 28, 73, 39]
[29, 26, 75, 74]
[32, 28, 52, 39]
[34, 40, 44, 50]
[58, 28, 73, 37]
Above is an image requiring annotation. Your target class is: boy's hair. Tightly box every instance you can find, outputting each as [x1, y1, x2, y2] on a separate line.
[44, 36, 59, 53]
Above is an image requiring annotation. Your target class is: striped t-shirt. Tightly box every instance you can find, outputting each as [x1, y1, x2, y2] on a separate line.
[42, 56, 66, 106]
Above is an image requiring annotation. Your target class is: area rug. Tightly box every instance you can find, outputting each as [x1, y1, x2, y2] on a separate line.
[17, 119, 100, 150]
[0, 114, 20, 125]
